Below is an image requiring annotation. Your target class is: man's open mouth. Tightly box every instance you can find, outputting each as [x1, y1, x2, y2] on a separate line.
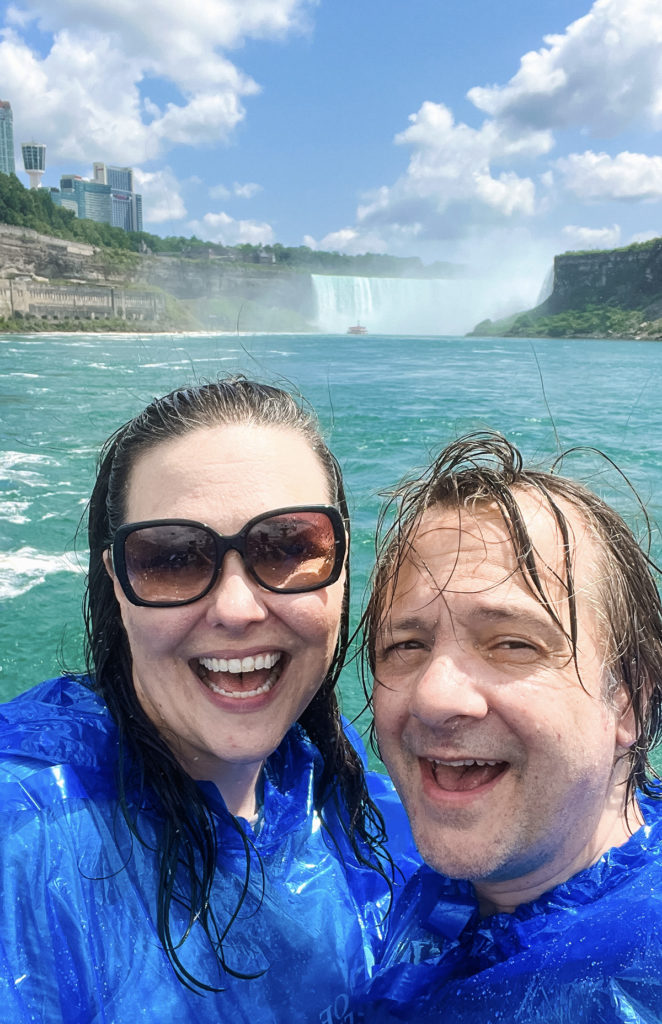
[197, 652, 283, 699]
[427, 757, 508, 792]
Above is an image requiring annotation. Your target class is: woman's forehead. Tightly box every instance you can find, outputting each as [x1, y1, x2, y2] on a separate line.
[123, 422, 331, 522]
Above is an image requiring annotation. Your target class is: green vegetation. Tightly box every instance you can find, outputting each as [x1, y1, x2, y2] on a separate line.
[470, 305, 662, 340]
[560, 237, 662, 258]
[0, 172, 143, 250]
[0, 313, 159, 333]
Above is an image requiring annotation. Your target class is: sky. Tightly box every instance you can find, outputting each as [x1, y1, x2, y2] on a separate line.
[2, 0, 662, 320]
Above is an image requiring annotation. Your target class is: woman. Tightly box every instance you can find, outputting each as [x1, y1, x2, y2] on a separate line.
[0, 378, 417, 1023]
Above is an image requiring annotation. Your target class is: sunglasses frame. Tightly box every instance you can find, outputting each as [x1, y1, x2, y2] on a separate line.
[110, 504, 347, 607]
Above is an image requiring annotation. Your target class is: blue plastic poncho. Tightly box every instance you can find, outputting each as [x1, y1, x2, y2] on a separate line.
[360, 791, 662, 1023]
[0, 676, 418, 1024]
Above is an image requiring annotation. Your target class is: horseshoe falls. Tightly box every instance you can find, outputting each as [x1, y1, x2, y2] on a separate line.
[312, 274, 454, 335]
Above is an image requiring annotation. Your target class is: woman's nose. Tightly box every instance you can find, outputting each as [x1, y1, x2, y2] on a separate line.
[410, 649, 489, 727]
[204, 551, 269, 629]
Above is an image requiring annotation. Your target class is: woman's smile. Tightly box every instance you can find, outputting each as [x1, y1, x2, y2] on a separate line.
[196, 650, 284, 699]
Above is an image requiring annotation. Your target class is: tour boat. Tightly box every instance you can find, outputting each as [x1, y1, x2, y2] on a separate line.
[347, 323, 367, 335]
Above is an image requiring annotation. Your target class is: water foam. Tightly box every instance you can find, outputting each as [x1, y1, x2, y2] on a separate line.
[0, 547, 85, 600]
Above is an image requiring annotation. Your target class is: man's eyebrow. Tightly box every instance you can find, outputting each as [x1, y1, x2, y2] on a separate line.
[378, 615, 428, 635]
[468, 605, 567, 641]
[381, 605, 567, 643]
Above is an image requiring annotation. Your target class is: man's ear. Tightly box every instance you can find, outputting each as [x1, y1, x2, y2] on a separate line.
[612, 678, 637, 751]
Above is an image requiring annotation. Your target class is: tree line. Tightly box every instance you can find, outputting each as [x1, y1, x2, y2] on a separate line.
[0, 172, 454, 277]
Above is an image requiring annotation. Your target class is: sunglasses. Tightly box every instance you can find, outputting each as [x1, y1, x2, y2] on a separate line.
[110, 505, 347, 607]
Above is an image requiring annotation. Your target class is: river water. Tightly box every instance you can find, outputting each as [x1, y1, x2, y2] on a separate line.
[2, 330, 662, 740]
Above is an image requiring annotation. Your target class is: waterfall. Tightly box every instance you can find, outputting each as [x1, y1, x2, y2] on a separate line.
[311, 274, 452, 335]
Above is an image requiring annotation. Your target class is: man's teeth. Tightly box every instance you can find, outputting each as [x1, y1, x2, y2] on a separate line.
[199, 652, 281, 674]
[428, 758, 499, 767]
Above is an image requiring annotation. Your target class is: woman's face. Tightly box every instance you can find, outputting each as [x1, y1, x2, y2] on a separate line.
[105, 422, 346, 796]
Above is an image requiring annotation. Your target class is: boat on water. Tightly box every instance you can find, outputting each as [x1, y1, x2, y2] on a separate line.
[347, 323, 367, 335]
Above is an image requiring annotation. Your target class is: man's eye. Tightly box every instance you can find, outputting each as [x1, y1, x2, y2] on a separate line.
[488, 638, 540, 661]
[376, 638, 425, 659]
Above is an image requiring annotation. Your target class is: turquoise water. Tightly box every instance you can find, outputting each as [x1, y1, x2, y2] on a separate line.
[3, 331, 662, 733]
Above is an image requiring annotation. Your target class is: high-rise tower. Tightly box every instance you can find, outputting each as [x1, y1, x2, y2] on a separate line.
[92, 161, 143, 231]
[0, 101, 16, 176]
[22, 142, 46, 189]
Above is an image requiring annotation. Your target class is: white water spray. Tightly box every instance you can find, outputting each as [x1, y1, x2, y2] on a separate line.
[311, 267, 550, 336]
[312, 274, 454, 335]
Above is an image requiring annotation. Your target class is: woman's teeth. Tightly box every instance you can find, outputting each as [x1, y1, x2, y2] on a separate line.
[198, 652, 282, 699]
[207, 677, 276, 699]
[199, 653, 281, 674]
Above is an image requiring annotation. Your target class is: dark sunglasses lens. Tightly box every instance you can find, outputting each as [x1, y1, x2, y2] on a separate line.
[123, 524, 216, 603]
[246, 512, 339, 590]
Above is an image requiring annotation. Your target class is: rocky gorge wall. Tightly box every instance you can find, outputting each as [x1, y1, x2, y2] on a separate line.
[542, 239, 662, 317]
[0, 225, 318, 327]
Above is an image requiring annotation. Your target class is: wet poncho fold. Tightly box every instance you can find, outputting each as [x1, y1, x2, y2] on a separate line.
[361, 791, 662, 1023]
[0, 676, 418, 1024]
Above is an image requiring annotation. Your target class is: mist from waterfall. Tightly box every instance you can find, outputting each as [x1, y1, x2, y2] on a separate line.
[311, 265, 551, 336]
[312, 274, 454, 335]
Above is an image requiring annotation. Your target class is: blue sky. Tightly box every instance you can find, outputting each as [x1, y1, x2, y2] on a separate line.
[2, 0, 662, 320]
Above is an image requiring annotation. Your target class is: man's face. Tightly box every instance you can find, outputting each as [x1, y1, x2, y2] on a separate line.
[373, 492, 635, 910]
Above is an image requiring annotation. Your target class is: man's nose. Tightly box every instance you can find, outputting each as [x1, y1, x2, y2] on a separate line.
[410, 648, 489, 727]
[204, 551, 269, 629]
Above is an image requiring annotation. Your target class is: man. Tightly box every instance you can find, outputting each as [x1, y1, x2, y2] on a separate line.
[362, 432, 662, 1023]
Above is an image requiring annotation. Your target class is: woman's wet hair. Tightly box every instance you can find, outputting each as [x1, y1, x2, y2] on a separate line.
[363, 430, 662, 814]
[84, 376, 391, 992]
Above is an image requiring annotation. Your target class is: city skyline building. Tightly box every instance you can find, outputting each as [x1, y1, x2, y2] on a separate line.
[57, 175, 112, 224]
[94, 161, 142, 231]
[21, 142, 46, 188]
[0, 100, 16, 176]
[1, 105, 145, 231]
[93, 162, 134, 192]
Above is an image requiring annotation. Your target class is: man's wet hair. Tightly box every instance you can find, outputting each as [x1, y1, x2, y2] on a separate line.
[364, 431, 662, 811]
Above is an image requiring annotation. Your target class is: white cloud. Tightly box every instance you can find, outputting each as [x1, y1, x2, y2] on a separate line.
[1, 0, 314, 165]
[555, 151, 662, 201]
[561, 223, 621, 249]
[315, 0, 662, 264]
[187, 210, 275, 245]
[468, 0, 662, 134]
[133, 167, 187, 223]
[210, 181, 263, 200]
[209, 184, 232, 200]
[233, 181, 262, 199]
[628, 229, 662, 243]
[348, 101, 539, 250]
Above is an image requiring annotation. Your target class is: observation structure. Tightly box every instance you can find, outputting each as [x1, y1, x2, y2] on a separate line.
[22, 142, 46, 189]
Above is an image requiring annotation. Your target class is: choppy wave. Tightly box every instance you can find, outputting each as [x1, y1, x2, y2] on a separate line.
[0, 498, 31, 524]
[0, 452, 59, 499]
[0, 547, 85, 600]
[0, 451, 55, 471]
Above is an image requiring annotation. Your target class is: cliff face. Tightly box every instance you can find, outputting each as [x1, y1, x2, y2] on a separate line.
[0, 224, 112, 280]
[542, 240, 662, 317]
[135, 254, 316, 316]
[0, 225, 317, 322]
